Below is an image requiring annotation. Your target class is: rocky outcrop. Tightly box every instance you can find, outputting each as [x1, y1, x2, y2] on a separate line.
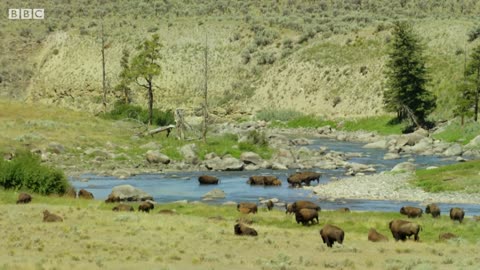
[146, 150, 170, 164]
[107, 185, 153, 201]
[443, 144, 463, 157]
[204, 156, 244, 171]
[180, 143, 198, 164]
[240, 152, 263, 165]
[391, 162, 416, 173]
[202, 189, 226, 200]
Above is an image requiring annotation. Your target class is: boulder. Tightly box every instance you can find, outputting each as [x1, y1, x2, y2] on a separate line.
[363, 140, 388, 149]
[384, 153, 401, 160]
[240, 151, 263, 165]
[391, 162, 416, 172]
[344, 162, 376, 175]
[244, 164, 260, 171]
[202, 189, 226, 200]
[146, 150, 170, 164]
[410, 138, 433, 154]
[443, 144, 463, 157]
[205, 157, 244, 171]
[317, 125, 332, 135]
[271, 162, 288, 170]
[180, 143, 198, 164]
[204, 152, 218, 160]
[108, 184, 153, 201]
[465, 135, 480, 149]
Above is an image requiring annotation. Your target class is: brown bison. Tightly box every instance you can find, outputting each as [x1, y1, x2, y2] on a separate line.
[105, 194, 121, 203]
[234, 223, 258, 236]
[295, 208, 319, 226]
[247, 176, 282, 186]
[425, 204, 441, 218]
[450, 208, 465, 223]
[291, 200, 321, 213]
[78, 189, 94, 200]
[336, 207, 350, 213]
[16, 193, 32, 204]
[285, 203, 294, 214]
[439, 232, 458, 241]
[43, 210, 63, 222]
[237, 202, 258, 214]
[287, 172, 321, 187]
[198, 175, 219, 185]
[400, 206, 423, 218]
[112, 204, 134, 212]
[138, 201, 155, 213]
[320, 224, 345, 247]
[368, 228, 388, 242]
[389, 219, 421, 241]
[266, 200, 274, 211]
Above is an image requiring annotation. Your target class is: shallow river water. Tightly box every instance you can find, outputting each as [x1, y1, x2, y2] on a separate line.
[71, 138, 480, 215]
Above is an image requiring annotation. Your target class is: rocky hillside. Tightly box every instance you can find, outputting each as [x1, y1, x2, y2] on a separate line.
[1, 0, 479, 119]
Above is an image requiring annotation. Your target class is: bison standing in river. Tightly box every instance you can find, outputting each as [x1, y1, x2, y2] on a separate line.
[198, 175, 219, 185]
[287, 172, 321, 187]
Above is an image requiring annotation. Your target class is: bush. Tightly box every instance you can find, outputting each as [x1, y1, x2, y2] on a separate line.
[103, 102, 174, 126]
[257, 51, 276, 65]
[0, 151, 70, 195]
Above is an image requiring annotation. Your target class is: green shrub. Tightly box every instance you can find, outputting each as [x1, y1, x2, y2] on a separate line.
[0, 151, 69, 195]
[103, 102, 174, 126]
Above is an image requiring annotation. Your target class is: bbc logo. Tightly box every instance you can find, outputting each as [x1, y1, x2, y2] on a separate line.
[8, 9, 44, 20]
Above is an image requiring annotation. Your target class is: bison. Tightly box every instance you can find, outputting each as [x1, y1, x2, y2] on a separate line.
[112, 204, 134, 212]
[287, 172, 321, 187]
[336, 207, 350, 213]
[266, 200, 274, 211]
[138, 201, 155, 213]
[389, 219, 421, 241]
[295, 208, 319, 226]
[16, 193, 32, 204]
[198, 175, 219, 185]
[425, 203, 441, 218]
[43, 210, 63, 222]
[400, 206, 423, 218]
[291, 200, 321, 213]
[237, 202, 258, 214]
[248, 176, 282, 186]
[78, 189, 94, 200]
[105, 194, 121, 203]
[320, 224, 345, 248]
[450, 207, 465, 223]
[234, 223, 258, 236]
[368, 228, 388, 242]
[285, 203, 294, 214]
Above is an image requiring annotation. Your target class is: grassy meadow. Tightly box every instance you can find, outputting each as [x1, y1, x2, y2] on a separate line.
[1, 189, 480, 270]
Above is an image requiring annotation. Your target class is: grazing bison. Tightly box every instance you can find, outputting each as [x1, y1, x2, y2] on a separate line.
[295, 208, 319, 226]
[237, 202, 258, 214]
[138, 201, 155, 213]
[43, 210, 63, 222]
[291, 200, 321, 213]
[439, 232, 458, 241]
[450, 208, 465, 223]
[400, 206, 423, 218]
[368, 228, 388, 242]
[389, 219, 421, 241]
[285, 203, 294, 214]
[336, 207, 350, 213]
[198, 175, 219, 185]
[320, 224, 345, 248]
[234, 223, 258, 236]
[287, 172, 321, 187]
[78, 189, 94, 200]
[425, 204, 441, 218]
[112, 204, 134, 212]
[16, 193, 32, 204]
[266, 200, 274, 211]
[105, 194, 121, 203]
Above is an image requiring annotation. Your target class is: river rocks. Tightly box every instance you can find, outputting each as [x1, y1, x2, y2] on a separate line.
[384, 153, 401, 160]
[410, 138, 433, 154]
[443, 144, 463, 157]
[271, 162, 288, 170]
[290, 138, 312, 146]
[363, 140, 388, 149]
[344, 162, 376, 176]
[391, 162, 416, 173]
[202, 189, 226, 200]
[317, 125, 332, 135]
[204, 156, 244, 171]
[204, 152, 218, 160]
[180, 144, 198, 164]
[240, 151, 263, 165]
[108, 185, 153, 201]
[146, 150, 170, 164]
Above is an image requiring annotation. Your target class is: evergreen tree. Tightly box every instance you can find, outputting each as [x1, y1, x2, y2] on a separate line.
[114, 48, 132, 104]
[466, 44, 480, 122]
[453, 81, 475, 125]
[384, 21, 436, 128]
[130, 34, 162, 125]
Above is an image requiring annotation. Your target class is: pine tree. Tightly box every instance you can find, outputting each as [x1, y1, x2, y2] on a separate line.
[114, 48, 132, 104]
[466, 44, 480, 122]
[384, 21, 436, 128]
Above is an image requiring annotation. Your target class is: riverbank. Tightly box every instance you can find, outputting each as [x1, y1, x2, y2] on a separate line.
[307, 172, 480, 205]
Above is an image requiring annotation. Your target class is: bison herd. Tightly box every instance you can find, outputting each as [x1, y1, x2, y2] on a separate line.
[198, 172, 321, 188]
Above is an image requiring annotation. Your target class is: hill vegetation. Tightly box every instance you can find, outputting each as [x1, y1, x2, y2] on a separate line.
[1, 0, 480, 120]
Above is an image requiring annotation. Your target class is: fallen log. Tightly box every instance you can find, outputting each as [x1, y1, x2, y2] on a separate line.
[144, 124, 175, 137]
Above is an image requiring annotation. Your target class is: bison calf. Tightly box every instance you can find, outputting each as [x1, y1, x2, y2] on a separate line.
[450, 207, 465, 223]
[400, 206, 423, 218]
[16, 193, 32, 204]
[234, 223, 258, 236]
[295, 208, 319, 226]
[389, 219, 421, 241]
[138, 201, 155, 213]
[320, 224, 344, 248]
[368, 228, 388, 242]
[425, 204, 441, 218]
[78, 189, 94, 200]
[43, 210, 63, 222]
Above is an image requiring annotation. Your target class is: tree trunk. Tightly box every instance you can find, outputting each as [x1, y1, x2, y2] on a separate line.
[147, 78, 153, 125]
[101, 22, 107, 112]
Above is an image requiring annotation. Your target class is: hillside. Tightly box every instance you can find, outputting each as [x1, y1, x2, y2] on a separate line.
[1, 0, 480, 119]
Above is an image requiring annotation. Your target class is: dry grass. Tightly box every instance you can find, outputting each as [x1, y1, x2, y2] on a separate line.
[1, 190, 479, 269]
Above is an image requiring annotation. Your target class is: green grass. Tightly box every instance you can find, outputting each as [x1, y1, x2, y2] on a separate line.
[412, 160, 480, 193]
[432, 120, 480, 145]
[342, 115, 407, 135]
